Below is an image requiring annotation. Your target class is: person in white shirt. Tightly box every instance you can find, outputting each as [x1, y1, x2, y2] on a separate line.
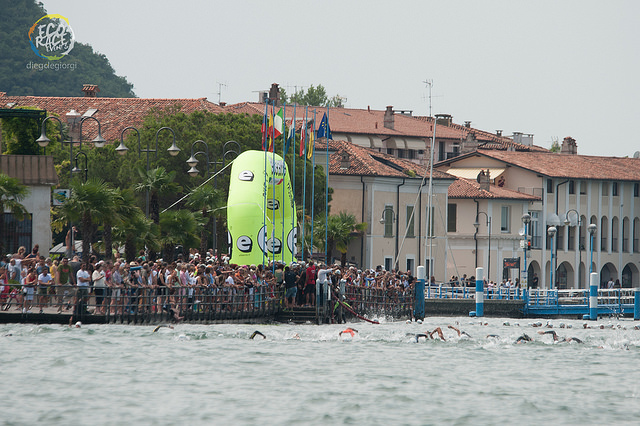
[75, 263, 91, 312]
[37, 266, 52, 314]
[92, 262, 107, 314]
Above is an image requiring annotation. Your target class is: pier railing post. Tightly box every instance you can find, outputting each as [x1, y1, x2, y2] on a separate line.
[414, 266, 425, 320]
[470, 267, 484, 317]
[583, 272, 599, 321]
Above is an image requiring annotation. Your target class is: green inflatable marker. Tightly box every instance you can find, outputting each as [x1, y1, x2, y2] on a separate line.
[227, 150, 297, 265]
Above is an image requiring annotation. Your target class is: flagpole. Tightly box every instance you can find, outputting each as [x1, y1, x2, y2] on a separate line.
[281, 103, 286, 264]
[301, 106, 308, 262]
[325, 106, 329, 264]
[262, 99, 269, 268]
[290, 103, 297, 261]
[310, 109, 317, 263]
[271, 102, 276, 273]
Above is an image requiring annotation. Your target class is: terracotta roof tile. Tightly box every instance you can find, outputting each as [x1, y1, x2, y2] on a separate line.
[315, 139, 454, 180]
[0, 93, 224, 143]
[475, 150, 640, 181]
[448, 177, 540, 200]
[0, 155, 59, 186]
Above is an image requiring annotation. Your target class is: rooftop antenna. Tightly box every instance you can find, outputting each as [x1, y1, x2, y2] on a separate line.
[216, 82, 227, 104]
[423, 79, 433, 117]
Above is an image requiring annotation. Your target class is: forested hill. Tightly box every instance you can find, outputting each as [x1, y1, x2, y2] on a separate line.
[0, 0, 136, 97]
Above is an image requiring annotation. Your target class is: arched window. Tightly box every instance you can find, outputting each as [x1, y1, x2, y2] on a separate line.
[600, 216, 608, 252]
[611, 217, 619, 253]
[623, 217, 630, 253]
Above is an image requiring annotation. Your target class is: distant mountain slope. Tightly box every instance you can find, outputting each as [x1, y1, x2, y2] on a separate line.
[0, 0, 136, 97]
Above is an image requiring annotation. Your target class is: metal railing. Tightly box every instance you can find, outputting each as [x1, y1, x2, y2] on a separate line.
[0, 283, 283, 323]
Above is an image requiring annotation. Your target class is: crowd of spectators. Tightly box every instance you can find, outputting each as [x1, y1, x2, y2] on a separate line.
[0, 245, 417, 318]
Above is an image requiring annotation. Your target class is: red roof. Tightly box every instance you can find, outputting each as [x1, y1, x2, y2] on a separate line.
[0, 92, 224, 143]
[472, 150, 640, 181]
[225, 102, 544, 151]
[448, 177, 540, 200]
[316, 139, 454, 180]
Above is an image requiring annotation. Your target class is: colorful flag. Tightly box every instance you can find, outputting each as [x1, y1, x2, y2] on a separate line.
[271, 108, 284, 138]
[299, 118, 306, 157]
[316, 112, 332, 140]
[261, 111, 268, 151]
[307, 124, 314, 160]
[284, 117, 295, 156]
[267, 113, 275, 152]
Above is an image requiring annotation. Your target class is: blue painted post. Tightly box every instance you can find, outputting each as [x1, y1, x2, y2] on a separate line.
[414, 266, 425, 320]
[470, 267, 484, 317]
[634, 289, 640, 321]
[584, 272, 598, 321]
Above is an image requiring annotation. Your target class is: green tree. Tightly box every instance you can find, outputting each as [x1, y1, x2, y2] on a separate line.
[281, 84, 344, 107]
[112, 204, 159, 263]
[550, 139, 561, 153]
[135, 166, 182, 225]
[56, 177, 115, 263]
[0, 0, 135, 97]
[314, 211, 366, 265]
[0, 173, 30, 257]
[186, 184, 224, 256]
[159, 209, 201, 262]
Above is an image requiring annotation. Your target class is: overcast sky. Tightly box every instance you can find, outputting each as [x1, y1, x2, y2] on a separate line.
[42, 0, 640, 157]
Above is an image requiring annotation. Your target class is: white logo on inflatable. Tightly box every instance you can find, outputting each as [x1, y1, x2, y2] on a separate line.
[257, 226, 282, 255]
[287, 228, 298, 256]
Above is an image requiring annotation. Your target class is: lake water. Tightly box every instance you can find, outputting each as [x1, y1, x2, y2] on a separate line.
[2, 316, 640, 425]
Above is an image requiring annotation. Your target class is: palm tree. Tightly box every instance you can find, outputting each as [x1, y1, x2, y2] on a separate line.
[186, 184, 224, 256]
[56, 178, 115, 263]
[135, 166, 182, 224]
[0, 174, 29, 257]
[314, 211, 366, 266]
[159, 209, 201, 262]
[112, 207, 159, 262]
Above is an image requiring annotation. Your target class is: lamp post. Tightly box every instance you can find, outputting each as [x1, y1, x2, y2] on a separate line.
[522, 213, 531, 289]
[36, 113, 106, 179]
[115, 126, 180, 218]
[186, 140, 240, 255]
[548, 226, 557, 289]
[588, 223, 597, 275]
[72, 151, 88, 182]
[474, 212, 491, 282]
[564, 209, 582, 288]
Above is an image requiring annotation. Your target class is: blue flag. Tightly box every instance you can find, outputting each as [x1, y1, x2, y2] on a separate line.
[317, 113, 332, 140]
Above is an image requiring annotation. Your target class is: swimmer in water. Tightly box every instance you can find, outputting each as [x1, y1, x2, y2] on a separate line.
[537, 330, 583, 343]
[339, 328, 358, 337]
[414, 333, 430, 342]
[153, 324, 175, 332]
[448, 325, 471, 338]
[250, 330, 266, 340]
[486, 334, 500, 339]
[429, 327, 446, 341]
[515, 334, 533, 344]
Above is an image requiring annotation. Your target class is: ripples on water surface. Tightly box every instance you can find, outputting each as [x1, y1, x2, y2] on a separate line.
[2, 317, 640, 425]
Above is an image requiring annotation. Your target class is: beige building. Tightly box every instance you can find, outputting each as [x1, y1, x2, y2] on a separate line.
[436, 139, 640, 289]
[445, 176, 540, 284]
[315, 139, 455, 279]
[0, 155, 59, 257]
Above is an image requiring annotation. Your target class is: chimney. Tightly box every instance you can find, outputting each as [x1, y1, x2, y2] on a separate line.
[477, 169, 491, 191]
[268, 83, 280, 104]
[435, 114, 452, 126]
[384, 106, 394, 130]
[560, 136, 577, 155]
[464, 121, 471, 128]
[340, 151, 351, 170]
[496, 130, 503, 137]
[82, 84, 99, 97]
[219, 102, 226, 107]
